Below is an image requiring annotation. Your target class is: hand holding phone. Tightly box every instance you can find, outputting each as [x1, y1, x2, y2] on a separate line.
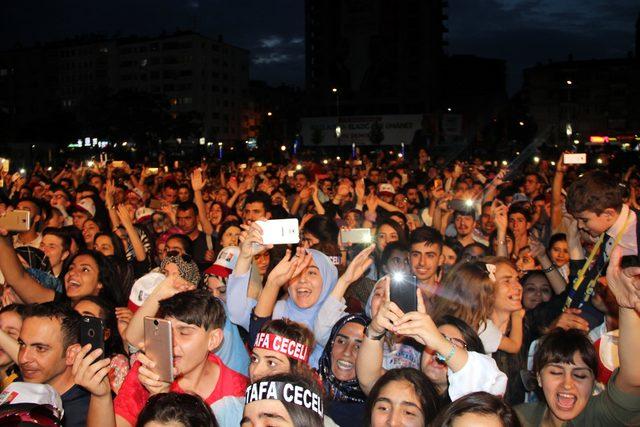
[563, 153, 586, 165]
[80, 316, 105, 360]
[340, 228, 372, 244]
[144, 318, 174, 383]
[255, 219, 300, 245]
[390, 273, 418, 313]
[0, 210, 31, 232]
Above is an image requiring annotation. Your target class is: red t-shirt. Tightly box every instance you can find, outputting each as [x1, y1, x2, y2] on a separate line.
[114, 352, 248, 426]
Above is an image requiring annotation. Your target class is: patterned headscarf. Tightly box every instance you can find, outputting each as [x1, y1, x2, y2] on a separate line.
[160, 254, 201, 286]
[318, 313, 369, 403]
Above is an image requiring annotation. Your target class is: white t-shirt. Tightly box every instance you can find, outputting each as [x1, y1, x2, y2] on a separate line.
[478, 319, 502, 354]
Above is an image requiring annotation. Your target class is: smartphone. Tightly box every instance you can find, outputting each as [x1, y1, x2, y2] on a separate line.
[433, 179, 443, 190]
[149, 199, 164, 210]
[256, 219, 300, 245]
[111, 160, 126, 169]
[80, 316, 105, 359]
[287, 171, 295, 178]
[340, 228, 372, 244]
[0, 158, 9, 172]
[563, 153, 586, 165]
[147, 167, 159, 175]
[448, 199, 474, 212]
[390, 273, 418, 313]
[239, 163, 247, 170]
[256, 166, 267, 173]
[144, 317, 174, 383]
[0, 210, 30, 232]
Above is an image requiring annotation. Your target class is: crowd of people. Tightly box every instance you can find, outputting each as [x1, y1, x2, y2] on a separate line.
[0, 147, 638, 426]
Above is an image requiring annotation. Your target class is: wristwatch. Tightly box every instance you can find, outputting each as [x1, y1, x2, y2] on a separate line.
[365, 325, 386, 341]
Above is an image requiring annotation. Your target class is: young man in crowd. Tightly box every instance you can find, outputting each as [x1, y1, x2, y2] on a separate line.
[18, 303, 89, 427]
[408, 226, 444, 305]
[74, 289, 247, 427]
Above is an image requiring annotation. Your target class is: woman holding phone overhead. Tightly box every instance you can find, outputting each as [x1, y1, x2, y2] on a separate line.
[227, 221, 338, 367]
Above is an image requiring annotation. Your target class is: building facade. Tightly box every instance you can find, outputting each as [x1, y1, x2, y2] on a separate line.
[0, 31, 249, 144]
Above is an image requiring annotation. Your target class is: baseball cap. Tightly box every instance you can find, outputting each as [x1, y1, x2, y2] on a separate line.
[378, 183, 395, 197]
[204, 246, 240, 278]
[0, 383, 63, 418]
[127, 271, 166, 312]
[72, 198, 96, 218]
[134, 207, 155, 224]
[511, 193, 530, 204]
[126, 188, 145, 201]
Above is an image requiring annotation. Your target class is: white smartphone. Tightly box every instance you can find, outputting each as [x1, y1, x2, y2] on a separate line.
[256, 219, 300, 245]
[340, 228, 372, 244]
[563, 153, 587, 165]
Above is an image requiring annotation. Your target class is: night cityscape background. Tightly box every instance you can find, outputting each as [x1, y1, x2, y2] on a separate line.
[1, 0, 639, 165]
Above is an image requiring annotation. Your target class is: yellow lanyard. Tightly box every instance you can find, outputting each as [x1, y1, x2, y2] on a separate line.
[564, 212, 631, 309]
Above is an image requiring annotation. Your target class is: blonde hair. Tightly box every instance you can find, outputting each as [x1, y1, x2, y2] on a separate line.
[431, 261, 495, 331]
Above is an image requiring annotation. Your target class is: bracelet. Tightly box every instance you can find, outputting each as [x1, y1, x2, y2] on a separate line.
[542, 265, 556, 273]
[365, 326, 386, 341]
[435, 343, 456, 364]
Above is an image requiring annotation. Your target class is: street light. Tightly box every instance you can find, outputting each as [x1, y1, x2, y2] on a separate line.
[332, 88, 340, 143]
[280, 145, 286, 151]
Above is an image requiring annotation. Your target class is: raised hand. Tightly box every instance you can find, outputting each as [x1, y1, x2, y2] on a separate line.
[191, 168, 206, 192]
[72, 344, 112, 397]
[267, 248, 312, 288]
[238, 222, 272, 259]
[606, 246, 640, 312]
[529, 238, 547, 260]
[137, 352, 173, 395]
[339, 244, 375, 285]
[116, 204, 134, 227]
[154, 274, 195, 300]
[369, 278, 404, 335]
[550, 308, 590, 332]
[492, 200, 508, 232]
[392, 289, 441, 347]
[355, 179, 365, 201]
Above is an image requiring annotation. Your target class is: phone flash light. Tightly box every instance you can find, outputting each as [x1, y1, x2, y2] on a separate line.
[392, 272, 405, 282]
[47, 166, 52, 171]
[87, 161, 95, 167]
[501, 160, 508, 166]
[322, 159, 328, 165]
[464, 199, 474, 207]
[597, 158, 603, 164]
[256, 162, 262, 167]
[295, 164, 302, 171]
[19, 169, 26, 174]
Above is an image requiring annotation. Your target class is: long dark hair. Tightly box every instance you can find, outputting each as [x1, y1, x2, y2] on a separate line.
[73, 296, 125, 357]
[437, 315, 485, 354]
[433, 391, 521, 427]
[365, 368, 440, 426]
[93, 232, 127, 261]
[136, 392, 218, 427]
[62, 249, 125, 306]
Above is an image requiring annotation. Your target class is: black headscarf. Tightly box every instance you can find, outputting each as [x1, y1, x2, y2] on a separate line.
[318, 313, 369, 403]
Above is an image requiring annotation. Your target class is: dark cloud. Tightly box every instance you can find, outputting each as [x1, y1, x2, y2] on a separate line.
[447, 0, 638, 92]
[0, 1, 637, 92]
[0, 0, 305, 86]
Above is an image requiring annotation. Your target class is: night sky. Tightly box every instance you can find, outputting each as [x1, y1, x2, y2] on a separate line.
[1, 0, 637, 93]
